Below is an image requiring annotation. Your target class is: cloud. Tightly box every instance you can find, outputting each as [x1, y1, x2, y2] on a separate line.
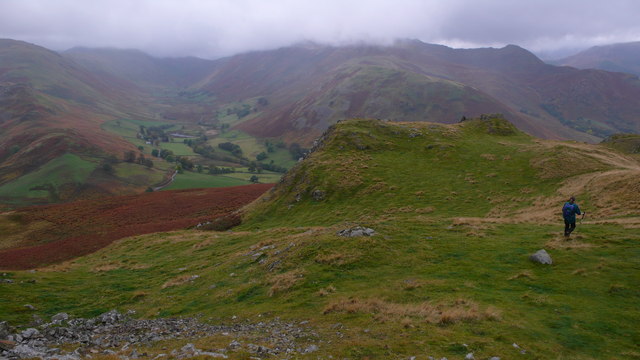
[1, 0, 639, 58]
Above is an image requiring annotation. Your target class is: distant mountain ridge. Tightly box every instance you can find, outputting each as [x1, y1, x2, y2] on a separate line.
[3, 38, 640, 206]
[192, 40, 640, 142]
[554, 41, 640, 76]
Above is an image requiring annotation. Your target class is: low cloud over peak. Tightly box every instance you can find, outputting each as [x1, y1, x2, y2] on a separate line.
[1, 0, 639, 59]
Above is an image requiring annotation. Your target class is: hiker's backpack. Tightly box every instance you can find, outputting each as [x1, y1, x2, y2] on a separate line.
[562, 203, 574, 218]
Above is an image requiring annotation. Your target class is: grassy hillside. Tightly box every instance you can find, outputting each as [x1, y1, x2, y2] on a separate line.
[1, 117, 639, 359]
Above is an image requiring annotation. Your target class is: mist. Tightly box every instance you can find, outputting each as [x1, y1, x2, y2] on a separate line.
[1, 0, 639, 59]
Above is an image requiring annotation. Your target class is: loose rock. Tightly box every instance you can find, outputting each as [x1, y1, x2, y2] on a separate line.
[0, 310, 318, 360]
[0, 321, 11, 339]
[530, 249, 553, 264]
[51, 313, 69, 323]
[337, 226, 375, 237]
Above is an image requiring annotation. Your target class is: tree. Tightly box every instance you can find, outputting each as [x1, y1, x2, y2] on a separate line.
[249, 175, 259, 183]
[256, 152, 267, 161]
[123, 150, 136, 163]
[101, 162, 115, 174]
[266, 142, 275, 153]
[151, 149, 159, 157]
[289, 143, 307, 160]
[248, 161, 257, 173]
[218, 142, 243, 156]
[196, 164, 203, 173]
[137, 154, 146, 165]
[143, 159, 154, 168]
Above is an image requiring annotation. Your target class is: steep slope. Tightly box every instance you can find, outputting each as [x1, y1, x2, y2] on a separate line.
[63, 47, 219, 89]
[195, 40, 640, 143]
[0, 39, 155, 206]
[556, 41, 640, 76]
[1, 117, 638, 359]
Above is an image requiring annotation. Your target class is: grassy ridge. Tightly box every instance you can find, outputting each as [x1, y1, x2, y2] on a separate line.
[1, 118, 638, 359]
[244, 118, 557, 227]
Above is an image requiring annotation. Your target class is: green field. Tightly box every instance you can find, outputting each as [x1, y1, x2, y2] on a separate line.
[208, 130, 266, 158]
[163, 171, 250, 190]
[112, 162, 167, 186]
[2, 118, 639, 359]
[0, 153, 96, 201]
[224, 168, 283, 183]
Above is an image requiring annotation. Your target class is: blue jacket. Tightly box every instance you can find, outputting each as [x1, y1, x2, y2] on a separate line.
[562, 202, 582, 222]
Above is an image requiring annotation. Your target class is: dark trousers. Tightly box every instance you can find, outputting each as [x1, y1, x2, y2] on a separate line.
[564, 219, 576, 236]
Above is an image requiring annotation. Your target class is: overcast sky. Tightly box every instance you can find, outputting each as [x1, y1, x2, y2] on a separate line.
[1, 0, 639, 59]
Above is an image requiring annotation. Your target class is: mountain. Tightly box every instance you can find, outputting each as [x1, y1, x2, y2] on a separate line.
[1, 117, 638, 358]
[193, 40, 640, 143]
[0, 39, 161, 206]
[4, 38, 640, 207]
[63, 47, 219, 89]
[555, 41, 640, 76]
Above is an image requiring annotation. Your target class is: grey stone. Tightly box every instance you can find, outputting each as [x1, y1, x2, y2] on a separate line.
[337, 226, 375, 237]
[21, 328, 40, 340]
[11, 344, 46, 358]
[0, 321, 10, 339]
[311, 189, 326, 201]
[530, 249, 553, 264]
[52, 313, 70, 323]
[98, 310, 123, 324]
[303, 344, 319, 353]
[465, 353, 475, 360]
[489, 357, 501, 360]
[23, 304, 36, 310]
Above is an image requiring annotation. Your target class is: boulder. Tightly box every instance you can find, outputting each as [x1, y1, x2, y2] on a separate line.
[20, 328, 40, 340]
[337, 226, 375, 237]
[98, 310, 123, 324]
[52, 312, 70, 323]
[530, 249, 553, 264]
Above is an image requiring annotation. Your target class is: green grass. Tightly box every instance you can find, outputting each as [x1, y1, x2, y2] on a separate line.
[112, 162, 167, 186]
[1, 221, 637, 358]
[244, 118, 557, 227]
[223, 168, 282, 183]
[209, 130, 265, 158]
[163, 171, 250, 190]
[2, 118, 639, 359]
[0, 153, 96, 200]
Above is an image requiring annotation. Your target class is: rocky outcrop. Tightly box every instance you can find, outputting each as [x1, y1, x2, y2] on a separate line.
[337, 226, 375, 237]
[0, 310, 318, 359]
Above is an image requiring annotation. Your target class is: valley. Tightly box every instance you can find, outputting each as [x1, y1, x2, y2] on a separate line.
[3, 0, 640, 357]
[4, 39, 640, 208]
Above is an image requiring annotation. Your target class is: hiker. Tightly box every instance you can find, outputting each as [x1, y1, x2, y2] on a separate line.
[562, 196, 582, 237]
